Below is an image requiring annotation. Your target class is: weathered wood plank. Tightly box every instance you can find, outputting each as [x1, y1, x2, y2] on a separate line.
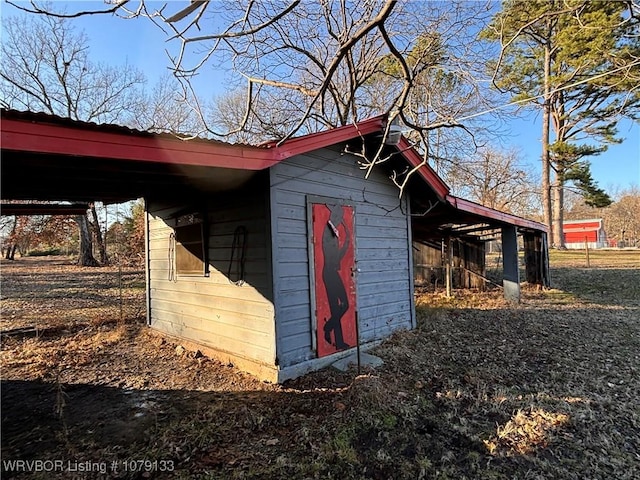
[271, 149, 412, 367]
[358, 271, 411, 286]
[150, 289, 273, 318]
[357, 258, 409, 273]
[151, 316, 273, 364]
[151, 298, 274, 333]
[150, 280, 271, 304]
[147, 177, 275, 367]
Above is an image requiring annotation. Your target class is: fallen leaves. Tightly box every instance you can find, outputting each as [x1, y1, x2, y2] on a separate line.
[1, 252, 639, 479]
[485, 407, 570, 456]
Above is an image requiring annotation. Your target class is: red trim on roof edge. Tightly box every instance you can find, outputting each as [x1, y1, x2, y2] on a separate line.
[1, 110, 387, 170]
[0, 110, 546, 233]
[1, 116, 277, 170]
[270, 116, 387, 160]
[446, 195, 548, 232]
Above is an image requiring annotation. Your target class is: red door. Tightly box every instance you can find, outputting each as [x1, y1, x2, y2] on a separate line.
[311, 203, 357, 358]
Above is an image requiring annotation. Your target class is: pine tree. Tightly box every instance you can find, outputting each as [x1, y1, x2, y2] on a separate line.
[483, 0, 640, 247]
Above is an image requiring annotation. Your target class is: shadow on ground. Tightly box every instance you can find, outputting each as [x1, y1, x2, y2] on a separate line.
[2, 256, 639, 479]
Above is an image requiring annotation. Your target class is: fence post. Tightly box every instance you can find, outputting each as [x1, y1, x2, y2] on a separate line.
[445, 237, 452, 297]
[585, 236, 590, 268]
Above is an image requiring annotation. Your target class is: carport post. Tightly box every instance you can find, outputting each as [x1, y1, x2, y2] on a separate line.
[501, 225, 520, 303]
[445, 237, 453, 297]
[523, 232, 546, 287]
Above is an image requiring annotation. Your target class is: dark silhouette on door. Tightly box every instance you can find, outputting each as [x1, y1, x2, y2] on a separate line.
[312, 203, 356, 357]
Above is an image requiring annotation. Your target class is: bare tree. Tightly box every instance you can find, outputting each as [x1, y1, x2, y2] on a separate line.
[450, 148, 541, 218]
[8, 1, 503, 175]
[1, 215, 19, 260]
[209, 88, 297, 144]
[130, 73, 206, 136]
[1, 13, 145, 124]
[607, 187, 640, 246]
[1, 12, 146, 265]
[75, 214, 100, 266]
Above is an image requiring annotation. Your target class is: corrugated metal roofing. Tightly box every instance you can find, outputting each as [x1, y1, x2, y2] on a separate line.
[1, 108, 548, 235]
[0, 108, 258, 148]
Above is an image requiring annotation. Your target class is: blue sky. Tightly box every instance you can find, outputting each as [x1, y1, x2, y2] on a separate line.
[3, 1, 639, 191]
[505, 115, 639, 193]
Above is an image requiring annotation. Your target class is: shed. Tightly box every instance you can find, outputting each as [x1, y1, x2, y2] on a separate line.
[1, 109, 549, 382]
[562, 219, 608, 249]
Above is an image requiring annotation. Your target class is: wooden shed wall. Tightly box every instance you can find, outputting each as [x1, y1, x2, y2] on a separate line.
[270, 146, 414, 369]
[146, 177, 276, 370]
[413, 240, 486, 290]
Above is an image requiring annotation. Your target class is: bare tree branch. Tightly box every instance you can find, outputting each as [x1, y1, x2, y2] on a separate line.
[5, 0, 130, 18]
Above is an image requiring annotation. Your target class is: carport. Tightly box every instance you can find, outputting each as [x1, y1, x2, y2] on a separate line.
[2, 108, 549, 381]
[411, 194, 550, 301]
[1, 109, 275, 204]
[2, 107, 550, 305]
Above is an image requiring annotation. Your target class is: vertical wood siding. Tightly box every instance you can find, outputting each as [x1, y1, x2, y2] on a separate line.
[271, 146, 413, 367]
[147, 177, 275, 366]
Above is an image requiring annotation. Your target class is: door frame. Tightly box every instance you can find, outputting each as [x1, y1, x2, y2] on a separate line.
[306, 195, 358, 355]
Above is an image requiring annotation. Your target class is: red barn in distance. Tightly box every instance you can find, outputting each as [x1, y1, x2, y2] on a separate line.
[562, 219, 608, 249]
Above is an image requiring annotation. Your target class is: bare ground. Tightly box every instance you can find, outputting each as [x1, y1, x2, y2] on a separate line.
[1, 252, 639, 479]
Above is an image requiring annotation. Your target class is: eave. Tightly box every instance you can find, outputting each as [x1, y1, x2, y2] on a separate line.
[1, 115, 277, 171]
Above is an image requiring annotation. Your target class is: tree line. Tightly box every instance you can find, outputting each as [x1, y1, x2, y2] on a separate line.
[1, 0, 638, 262]
[1, 200, 146, 265]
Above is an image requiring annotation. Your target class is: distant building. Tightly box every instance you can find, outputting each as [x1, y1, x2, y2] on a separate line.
[562, 219, 608, 249]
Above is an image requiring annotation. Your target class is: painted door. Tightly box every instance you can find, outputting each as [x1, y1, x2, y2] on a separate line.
[311, 203, 357, 358]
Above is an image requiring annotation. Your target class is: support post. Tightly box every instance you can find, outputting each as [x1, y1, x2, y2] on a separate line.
[445, 237, 452, 297]
[501, 225, 520, 303]
[585, 236, 590, 268]
[523, 232, 544, 288]
[541, 232, 551, 288]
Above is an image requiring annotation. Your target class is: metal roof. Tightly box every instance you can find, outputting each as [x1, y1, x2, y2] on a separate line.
[0, 108, 548, 236]
[0, 110, 398, 203]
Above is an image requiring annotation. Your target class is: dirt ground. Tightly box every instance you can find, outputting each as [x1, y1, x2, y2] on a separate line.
[1, 252, 639, 479]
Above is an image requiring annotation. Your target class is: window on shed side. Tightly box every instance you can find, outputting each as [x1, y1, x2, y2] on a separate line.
[175, 213, 209, 276]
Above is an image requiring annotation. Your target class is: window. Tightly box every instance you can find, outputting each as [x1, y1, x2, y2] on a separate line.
[174, 212, 209, 276]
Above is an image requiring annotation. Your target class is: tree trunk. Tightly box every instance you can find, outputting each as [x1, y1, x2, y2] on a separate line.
[89, 202, 109, 265]
[5, 216, 18, 260]
[75, 214, 100, 267]
[552, 177, 565, 248]
[6, 244, 17, 260]
[541, 37, 553, 242]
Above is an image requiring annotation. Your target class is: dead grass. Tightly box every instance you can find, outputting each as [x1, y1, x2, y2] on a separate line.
[484, 407, 570, 456]
[549, 248, 640, 268]
[1, 252, 639, 479]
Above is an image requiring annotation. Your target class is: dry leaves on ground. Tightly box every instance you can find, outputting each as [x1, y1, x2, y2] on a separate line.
[1, 252, 639, 479]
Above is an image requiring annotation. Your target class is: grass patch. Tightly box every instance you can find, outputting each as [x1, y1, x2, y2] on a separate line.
[549, 248, 640, 268]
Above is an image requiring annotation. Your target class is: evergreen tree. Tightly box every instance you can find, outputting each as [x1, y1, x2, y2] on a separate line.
[483, 0, 640, 246]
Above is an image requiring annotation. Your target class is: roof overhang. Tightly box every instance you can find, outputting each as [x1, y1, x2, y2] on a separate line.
[1, 110, 448, 204]
[412, 193, 548, 245]
[1, 110, 279, 203]
[0, 202, 90, 216]
[445, 195, 548, 233]
[0, 109, 547, 238]
[266, 116, 387, 159]
[1, 111, 276, 170]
